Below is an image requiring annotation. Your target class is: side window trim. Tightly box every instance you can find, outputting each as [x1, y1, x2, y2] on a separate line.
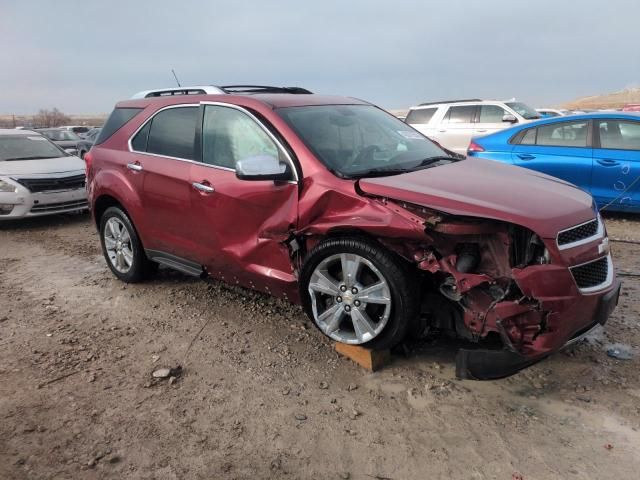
[199, 101, 299, 182]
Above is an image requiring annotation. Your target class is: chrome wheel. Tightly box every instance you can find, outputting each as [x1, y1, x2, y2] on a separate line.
[103, 217, 133, 273]
[308, 253, 392, 344]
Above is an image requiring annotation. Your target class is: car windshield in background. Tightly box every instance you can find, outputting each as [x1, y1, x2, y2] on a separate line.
[40, 130, 81, 141]
[277, 105, 453, 178]
[506, 102, 541, 120]
[0, 135, 65, 161]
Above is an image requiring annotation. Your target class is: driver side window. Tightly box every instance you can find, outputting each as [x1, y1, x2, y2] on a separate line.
[202, 105, 281, 169]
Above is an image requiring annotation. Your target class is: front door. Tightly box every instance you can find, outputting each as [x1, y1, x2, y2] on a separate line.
[189, 103, 299, 296]
[592, 118, 640, 210]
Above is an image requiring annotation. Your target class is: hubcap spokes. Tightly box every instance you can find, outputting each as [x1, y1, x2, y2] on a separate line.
[308, 253, 391, 344]
[104, 218, 133, 273]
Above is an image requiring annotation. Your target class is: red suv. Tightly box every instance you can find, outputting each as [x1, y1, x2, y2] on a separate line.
[87, 86, 620, 379]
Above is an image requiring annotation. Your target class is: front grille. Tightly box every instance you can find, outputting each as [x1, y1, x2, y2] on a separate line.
[14, 174, 86, 193]
[558, 218, 599, 246]
[570, 256, 609, 290]
[30, 199, 88, 213]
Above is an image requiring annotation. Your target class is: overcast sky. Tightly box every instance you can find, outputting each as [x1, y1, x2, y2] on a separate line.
[1, 0, 638, 114]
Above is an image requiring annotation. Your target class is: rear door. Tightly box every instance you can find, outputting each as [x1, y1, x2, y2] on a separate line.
[188, 103, 299, 293]
[592, 118, 640, 210]
[433, 105, 477, 154]
[129, 104, 200, 259]
[511, 119, 593, 191]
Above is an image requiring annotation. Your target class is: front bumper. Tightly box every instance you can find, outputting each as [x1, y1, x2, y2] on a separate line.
[456, 278, 621, 379]
[0, 187, 88, 220]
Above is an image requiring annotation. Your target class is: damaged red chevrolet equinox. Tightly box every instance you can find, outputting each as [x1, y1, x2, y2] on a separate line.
[87, 86, 621, 379]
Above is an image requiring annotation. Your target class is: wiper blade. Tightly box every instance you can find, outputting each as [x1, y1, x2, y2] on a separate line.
[418, 156, 458, 166]
[347, 168, 412, 179]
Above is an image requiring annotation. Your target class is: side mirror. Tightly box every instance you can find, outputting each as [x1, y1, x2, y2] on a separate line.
[235, 155, 292, 181]
[502, 114, 518, 123]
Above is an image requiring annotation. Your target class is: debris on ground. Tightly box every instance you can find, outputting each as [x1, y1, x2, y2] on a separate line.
[606, 345, 633, 360]
[152, 365, 183, 379]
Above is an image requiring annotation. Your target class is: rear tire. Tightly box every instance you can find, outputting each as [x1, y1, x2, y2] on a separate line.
[300, 237, 419, 350]
[99, 206, 156, 283]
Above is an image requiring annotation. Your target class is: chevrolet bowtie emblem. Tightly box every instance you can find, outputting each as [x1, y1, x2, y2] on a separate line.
[598, 237, 610, 255]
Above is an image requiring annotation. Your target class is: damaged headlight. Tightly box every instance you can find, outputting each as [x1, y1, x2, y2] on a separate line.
[512, 226, 551, 267]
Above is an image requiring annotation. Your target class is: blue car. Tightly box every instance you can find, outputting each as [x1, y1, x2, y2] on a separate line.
[467, 113, 640, 212]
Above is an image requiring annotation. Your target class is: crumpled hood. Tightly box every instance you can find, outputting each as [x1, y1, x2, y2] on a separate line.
[0, 156, 85, 176]
[358, 158, 595, 238]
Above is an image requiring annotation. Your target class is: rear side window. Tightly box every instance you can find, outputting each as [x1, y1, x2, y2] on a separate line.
[520, 128, 536, 145]
[536, 121, 588, 147]
[598, 120, 640, 150]
[134, 106, 198, 160]
[406, 108, 437, 124]
[95, 108, 143, 145]
[444, 105, 476, 124]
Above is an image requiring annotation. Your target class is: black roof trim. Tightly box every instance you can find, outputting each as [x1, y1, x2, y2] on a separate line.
[220, 85, 313, 94]
[417, 98, 482, 107]
[144, 88, 209, 98]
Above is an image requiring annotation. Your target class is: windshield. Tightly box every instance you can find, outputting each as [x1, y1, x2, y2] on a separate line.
[506, 102, 541, 120]
[39, 130, 81, 141]
[277, 105, 453, 178]
[0, 135, 65, 161]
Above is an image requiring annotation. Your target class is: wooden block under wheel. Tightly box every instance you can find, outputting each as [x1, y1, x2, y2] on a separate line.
[334, 343, 390, 372]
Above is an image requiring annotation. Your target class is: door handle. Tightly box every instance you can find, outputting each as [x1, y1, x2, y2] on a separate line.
[126, 162, 143, 172]
[438, 130, 447, 133]
[517, 154, 536, 160]
[476, 129, 488, 133]
[596, 158, 619, 167]
[192, 182, 215, 194]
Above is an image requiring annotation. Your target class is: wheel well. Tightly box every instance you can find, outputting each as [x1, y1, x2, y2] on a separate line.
[316, 228, 416, 269]
[93, 195, 124, 228]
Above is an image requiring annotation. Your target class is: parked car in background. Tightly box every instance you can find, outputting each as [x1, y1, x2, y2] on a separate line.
[467, 113, 640, 212]
[76, 127, 102, 159]
[536, 108, 570, 117]
[0, 129, 87, 219]
[405, 99, 541, 154]
[34, 128, 82, 156]
[622, 104, 640, 112]
[59, 125, 93, 138]
[87, 87, 619, 379]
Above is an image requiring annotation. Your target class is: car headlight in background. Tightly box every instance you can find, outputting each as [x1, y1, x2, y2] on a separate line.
[0, 179, 17, 193]
[64, 148, 78, 156]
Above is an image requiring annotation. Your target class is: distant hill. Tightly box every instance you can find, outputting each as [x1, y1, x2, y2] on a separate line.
[561, 87, 640, 110]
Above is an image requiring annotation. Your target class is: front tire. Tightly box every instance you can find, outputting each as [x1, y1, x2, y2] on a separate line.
[99, 206, 155, 283]
[300, 237, 419, 350]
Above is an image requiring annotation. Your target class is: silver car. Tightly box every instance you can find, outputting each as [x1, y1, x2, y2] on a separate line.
[0, 129, 87, 219]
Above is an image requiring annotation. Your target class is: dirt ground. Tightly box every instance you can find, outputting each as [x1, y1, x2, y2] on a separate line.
[1, 212, 639, 480]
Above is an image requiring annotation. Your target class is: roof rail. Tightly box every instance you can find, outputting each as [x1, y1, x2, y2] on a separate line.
[417, 98, 482, 107]
[131, 85, 313, 99]
[131, 85, 225, 99]
[220, 85, 312, 94]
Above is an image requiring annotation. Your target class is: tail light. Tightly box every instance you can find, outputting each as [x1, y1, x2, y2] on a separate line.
[84, 150, 93, 179]
[467, 141, 485, 153]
